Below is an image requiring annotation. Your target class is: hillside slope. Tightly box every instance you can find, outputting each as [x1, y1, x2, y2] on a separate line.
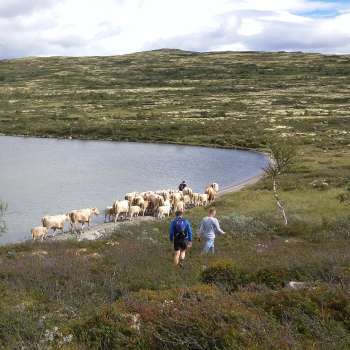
[0, 50, 350, 349]
[0, 49, 349, 149]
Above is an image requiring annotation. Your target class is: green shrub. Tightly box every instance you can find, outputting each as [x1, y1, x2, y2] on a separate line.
[72, 286, 278, 349]
[251, 286, 350, 343]
[201, 260, 250, 291]
[220, 214, 270, 238]
[72, 307, 140, 349]
[201, 261, 341, 290]
[72, 285, 350, 349]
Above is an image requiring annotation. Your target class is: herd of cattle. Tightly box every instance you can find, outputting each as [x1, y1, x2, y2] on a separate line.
[31, 183, 219, 240]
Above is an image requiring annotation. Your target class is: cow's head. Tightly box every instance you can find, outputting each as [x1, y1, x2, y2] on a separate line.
[92, 208, 100, 215]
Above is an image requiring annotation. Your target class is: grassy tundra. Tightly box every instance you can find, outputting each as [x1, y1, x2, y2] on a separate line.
[0, 50, 350, 349]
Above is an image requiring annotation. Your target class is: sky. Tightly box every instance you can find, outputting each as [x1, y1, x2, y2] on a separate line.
[0, 0, 349, 58]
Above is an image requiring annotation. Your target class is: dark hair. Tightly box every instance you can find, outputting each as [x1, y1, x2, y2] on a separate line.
[175, 210, 183, 217]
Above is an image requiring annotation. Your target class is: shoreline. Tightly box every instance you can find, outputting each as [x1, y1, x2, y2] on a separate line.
[217, 172, 265, 196]
[2, 172, 266, 247]
[0, 135, 269, 247]
[0, 133, 269, 155]
[49, 172, 266, 243]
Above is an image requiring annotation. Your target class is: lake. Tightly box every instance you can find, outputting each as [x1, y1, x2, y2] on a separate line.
[0, 136, 268, 244]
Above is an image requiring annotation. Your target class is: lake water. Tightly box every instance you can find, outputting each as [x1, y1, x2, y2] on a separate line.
[0, 136, 268, 244]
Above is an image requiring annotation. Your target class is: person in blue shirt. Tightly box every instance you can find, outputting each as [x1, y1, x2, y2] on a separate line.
[169, 210, 193, 267]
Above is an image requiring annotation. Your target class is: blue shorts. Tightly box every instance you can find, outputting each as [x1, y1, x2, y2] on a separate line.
[202, 239, 215, 254]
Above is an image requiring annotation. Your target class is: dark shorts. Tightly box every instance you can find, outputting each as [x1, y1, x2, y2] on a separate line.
[174, 239, 187, 251]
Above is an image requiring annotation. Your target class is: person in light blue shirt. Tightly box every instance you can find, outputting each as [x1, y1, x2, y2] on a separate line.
[198, 207, 225, 254]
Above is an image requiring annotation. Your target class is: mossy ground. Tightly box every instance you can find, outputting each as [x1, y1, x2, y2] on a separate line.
[0, 49, 349, 349]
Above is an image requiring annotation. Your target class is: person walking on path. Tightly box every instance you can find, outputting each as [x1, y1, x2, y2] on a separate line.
[169, 210, 193, 267]
[198, 207, 225, 254]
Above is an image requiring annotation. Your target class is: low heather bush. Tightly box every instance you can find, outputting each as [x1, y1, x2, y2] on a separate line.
[72, 285, 350, 349]
[201, 260, 344, 291]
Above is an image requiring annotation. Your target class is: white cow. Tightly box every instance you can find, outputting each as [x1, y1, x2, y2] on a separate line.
[125, 192, 138, 204]
[205, 186, 216, 203]
[104, 206, 114, 222]
[31, 226, 48, 241]
[192, 193, 201, 206]
[129, 205, 141, 219]
[157, 205, 171, 219]
[69, 208, 100, 232]
[113, 200, 129, 222]
[183, 194, 191, 207]
[41, 214, 70, 234]
[199, 194, 208, 206]
[174, 201, 185, 213]
[211, 183, 219, 192]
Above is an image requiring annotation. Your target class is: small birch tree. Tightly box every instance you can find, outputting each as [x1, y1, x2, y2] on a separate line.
[264, 141, 297, 226]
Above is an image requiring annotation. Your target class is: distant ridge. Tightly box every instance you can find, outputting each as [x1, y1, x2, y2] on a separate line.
[3, 47, 346, 62]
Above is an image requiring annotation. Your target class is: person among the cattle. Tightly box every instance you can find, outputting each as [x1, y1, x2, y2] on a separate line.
[169, 210, 193, 267]
[178, 180, 187, 191]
